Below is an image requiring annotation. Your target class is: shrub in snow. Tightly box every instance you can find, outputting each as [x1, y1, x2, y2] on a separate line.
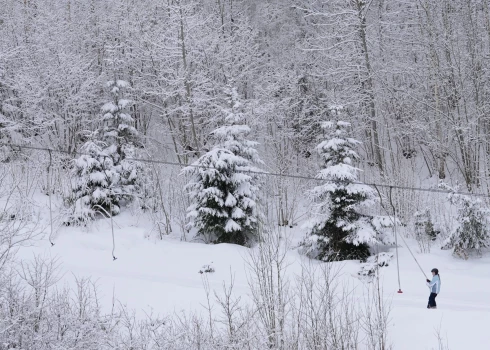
[440, 183, 490, 259]
[0, 256, 115, 349]
[184, 87, 263, 246]
[358, 252, 394, 279]
[414, 208, 438, 241]
[302, 120, 384, 262]
[414, 208, 439, 253]
[198, 263, 215, 274]
[70, 80, 145, 223]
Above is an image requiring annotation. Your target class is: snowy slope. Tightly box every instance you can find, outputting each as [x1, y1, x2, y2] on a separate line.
[16, 211, 490, 350]
[382, 247, 490, 349]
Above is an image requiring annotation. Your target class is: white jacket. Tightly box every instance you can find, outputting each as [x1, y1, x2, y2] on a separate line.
[427, 275, 441, 294]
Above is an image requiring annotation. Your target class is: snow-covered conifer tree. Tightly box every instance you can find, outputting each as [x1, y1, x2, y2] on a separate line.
[184, 87, 263, 246]
[303, 120, 381, 261]
[71, 80, 144, 221]
[441, 183, 490, 259]
[72, 135, 117, 222]
[100, 80, 142, 197]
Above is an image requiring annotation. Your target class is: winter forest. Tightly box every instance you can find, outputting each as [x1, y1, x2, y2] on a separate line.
[1, 0, 490, 349]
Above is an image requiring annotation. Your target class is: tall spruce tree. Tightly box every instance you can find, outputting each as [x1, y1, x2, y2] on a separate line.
[71, 80, 143, 221]
[184, 87, 263, 246]
[100, 80, 142, 200]
[303, 120, 381, 261]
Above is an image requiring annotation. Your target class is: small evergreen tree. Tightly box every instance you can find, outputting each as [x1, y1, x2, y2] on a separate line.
[72, 135, 118, 222]
[303, 120, 381, 261]
[71, 80, 144, 221]
[184, 87, 263, 246]
[440, 183, 490, 259]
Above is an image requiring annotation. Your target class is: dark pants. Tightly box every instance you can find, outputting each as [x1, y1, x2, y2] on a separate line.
[428, 292, 437, 308]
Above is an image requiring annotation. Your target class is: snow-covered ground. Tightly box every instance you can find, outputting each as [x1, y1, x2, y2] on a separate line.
[16, 211, 490, 350]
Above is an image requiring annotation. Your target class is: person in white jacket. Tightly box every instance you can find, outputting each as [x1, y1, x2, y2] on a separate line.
[426, 268, 441, 309]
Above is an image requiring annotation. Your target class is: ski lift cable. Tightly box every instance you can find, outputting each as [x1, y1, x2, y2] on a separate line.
[2, 142, 489, 199]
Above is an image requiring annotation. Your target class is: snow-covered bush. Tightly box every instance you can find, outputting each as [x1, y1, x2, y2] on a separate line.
[358, 252, 394, 280]
[440, 183, 490, 259]
[302, 120, 384, 261]
[70, 80, 145, 223]
[199, 263, 215, 274]
[414, 208, 439, 253]
[0, 255, 116, 349]
[184, 87, 264, 246]
[0, 169, 44, 269]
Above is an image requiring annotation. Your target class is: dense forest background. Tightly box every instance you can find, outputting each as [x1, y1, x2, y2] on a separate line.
[2, 0, 490, 229]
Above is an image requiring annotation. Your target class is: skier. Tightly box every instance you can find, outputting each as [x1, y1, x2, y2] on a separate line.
[426, 268, 441, 309]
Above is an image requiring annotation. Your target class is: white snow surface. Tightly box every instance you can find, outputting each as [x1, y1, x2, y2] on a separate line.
[16, 209, 490, 350]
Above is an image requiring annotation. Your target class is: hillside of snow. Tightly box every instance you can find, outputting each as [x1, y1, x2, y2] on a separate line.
[15, 209, 490, 350]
